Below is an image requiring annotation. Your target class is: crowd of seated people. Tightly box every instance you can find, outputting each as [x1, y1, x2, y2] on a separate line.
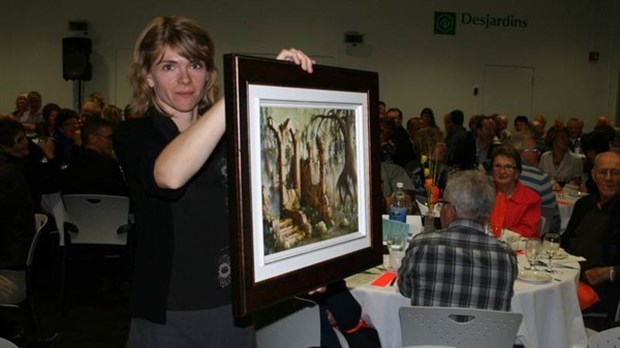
[377, 101, 620, 327]
[0, 91, 130, 209]
[3, 89, 620, 340]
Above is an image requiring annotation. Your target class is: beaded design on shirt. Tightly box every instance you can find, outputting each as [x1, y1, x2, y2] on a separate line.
[217, 247, 231, 288]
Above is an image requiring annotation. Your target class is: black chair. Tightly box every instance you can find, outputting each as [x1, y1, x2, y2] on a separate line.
[55, 195, 131, 312]
[0, 214, 58, 346]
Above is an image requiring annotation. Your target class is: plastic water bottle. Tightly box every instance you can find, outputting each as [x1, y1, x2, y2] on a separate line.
[389, 182, 410, 223]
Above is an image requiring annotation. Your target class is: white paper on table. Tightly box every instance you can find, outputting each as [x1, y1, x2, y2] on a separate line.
[416, 201, 442, 217]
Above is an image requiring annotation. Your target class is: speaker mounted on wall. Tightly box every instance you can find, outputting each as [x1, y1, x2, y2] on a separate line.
[63, 37, 92, 81]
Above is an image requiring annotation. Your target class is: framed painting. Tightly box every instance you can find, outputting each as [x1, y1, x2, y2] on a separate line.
[224, 54, 382, 317]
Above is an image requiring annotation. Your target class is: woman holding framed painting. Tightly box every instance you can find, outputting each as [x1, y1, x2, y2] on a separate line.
[113, 15, 313, 347]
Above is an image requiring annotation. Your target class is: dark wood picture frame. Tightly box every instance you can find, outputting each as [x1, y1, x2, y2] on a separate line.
[224, 54, 382, 317]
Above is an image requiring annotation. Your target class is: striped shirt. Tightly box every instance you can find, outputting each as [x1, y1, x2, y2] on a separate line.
[519, 163, 561, 233]
[397, 219, 517, 311]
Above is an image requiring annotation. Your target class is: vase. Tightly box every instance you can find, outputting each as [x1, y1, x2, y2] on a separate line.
[423, 203, 436, 232]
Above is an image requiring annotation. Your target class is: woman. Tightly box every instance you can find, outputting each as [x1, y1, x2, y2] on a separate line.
[489, 145, 541, 238]
[539, 126, 583, 186]
[10, 93, 28, 121]
[113, 16, 313, 347]
[41, 102, 61, 137]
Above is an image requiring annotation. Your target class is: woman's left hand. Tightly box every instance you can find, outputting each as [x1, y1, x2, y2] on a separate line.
[276, 48, 315, 73]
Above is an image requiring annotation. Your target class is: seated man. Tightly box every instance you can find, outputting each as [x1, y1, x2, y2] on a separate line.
[0, 124, 35, 305]
[398, 170, 518, 311]
[62, 119, 127, 196]
[561, 151, 620, 328]
[508, 131, 561, 234]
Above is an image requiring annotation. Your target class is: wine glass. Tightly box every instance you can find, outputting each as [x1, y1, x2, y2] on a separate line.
[524, 239, 542, 271]
[542, 233, 561, 273]
[553, 177, 567, 199]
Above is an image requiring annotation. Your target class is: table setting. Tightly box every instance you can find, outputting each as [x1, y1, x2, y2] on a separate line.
[347, 217, 589, 348]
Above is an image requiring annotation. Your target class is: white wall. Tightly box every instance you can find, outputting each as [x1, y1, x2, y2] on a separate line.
[1, 0, 618, 132]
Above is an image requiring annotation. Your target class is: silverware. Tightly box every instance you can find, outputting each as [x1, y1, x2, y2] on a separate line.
[551, 263, 579, 270]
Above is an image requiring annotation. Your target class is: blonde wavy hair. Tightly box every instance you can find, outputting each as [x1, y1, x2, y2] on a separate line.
[129, 16, 218, 117]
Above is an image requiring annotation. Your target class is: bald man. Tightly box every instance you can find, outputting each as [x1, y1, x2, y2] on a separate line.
[562, 151, 620, 329]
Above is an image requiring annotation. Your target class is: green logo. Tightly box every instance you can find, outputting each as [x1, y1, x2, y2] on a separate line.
[434, 12, 456, 35]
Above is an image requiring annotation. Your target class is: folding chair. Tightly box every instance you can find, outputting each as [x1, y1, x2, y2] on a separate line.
[399, 306, 522, 348]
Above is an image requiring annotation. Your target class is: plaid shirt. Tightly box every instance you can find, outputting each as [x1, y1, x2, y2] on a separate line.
[397, 219, 518, 311]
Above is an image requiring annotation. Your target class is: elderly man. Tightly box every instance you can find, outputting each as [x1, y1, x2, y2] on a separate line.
[508, 131, 561, 234]
[566, 117, 584, 153]
[561, 151, 620, 328]
[398, 170, 517, 310]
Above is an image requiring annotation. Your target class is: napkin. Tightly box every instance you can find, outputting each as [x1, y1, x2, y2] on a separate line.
[371, 272, 397, 287]
[502, 228, 526, 251]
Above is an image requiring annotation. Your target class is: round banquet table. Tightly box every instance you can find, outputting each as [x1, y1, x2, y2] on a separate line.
[346, 254, 588, 348]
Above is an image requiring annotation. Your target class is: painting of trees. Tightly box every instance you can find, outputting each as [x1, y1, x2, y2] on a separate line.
[260, 106, 358, 255]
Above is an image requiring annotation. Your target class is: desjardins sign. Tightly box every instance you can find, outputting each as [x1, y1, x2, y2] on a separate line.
[434, 11, 528, 35]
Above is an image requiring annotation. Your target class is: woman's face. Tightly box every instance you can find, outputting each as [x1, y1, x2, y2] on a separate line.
[48, 110, 59, 128]
[15, 95, 28, 111]
[3, 130, 29, 157]
[146, 47, 207, 117]
[492, 155, 519, 187]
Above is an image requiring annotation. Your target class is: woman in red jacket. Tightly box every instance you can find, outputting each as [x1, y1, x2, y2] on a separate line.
[489, 145, 541, 239]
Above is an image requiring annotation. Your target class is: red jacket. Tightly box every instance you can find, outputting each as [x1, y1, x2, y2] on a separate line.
[490, 181, 541, 238]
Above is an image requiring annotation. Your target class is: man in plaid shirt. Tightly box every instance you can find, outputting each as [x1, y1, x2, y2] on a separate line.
[397, 170, 518, 310]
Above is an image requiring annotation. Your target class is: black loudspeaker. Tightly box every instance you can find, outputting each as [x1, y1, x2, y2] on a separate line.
[63, 37, 92, 81]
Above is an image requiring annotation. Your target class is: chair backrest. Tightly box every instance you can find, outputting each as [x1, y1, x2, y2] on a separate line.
[29, 214, 48, 267]
[540, 206, 554, 235]
[589, 326, 620, 348]
[538, 215, 548, 236]
[399, 306, 523, 348]
[256, 305, 320, 348]
[0, 337, 19, 348]
[62, 194, 130, 246]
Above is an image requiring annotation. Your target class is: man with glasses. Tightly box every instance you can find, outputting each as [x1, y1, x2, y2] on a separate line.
[62, 118, 126, 196]
[562, 151, 620, 329]
[508, 131, 561, 234]
[397, 170, 517, 310]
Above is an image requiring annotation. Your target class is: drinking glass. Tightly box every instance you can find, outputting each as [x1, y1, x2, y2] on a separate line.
[524, 239, 541, 271]
[386, 233, 406, 252]
[386, 233, 406, 271]
[542, 233, 561, 273]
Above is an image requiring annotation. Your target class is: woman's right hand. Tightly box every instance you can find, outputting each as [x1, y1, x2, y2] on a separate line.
[276, 48, 315, 73]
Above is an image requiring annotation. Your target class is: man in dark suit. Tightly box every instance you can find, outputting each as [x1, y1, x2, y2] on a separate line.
[62, 119, 127, 196]
[385, 108, 416, 167]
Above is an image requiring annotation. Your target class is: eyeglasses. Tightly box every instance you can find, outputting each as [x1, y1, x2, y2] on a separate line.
[521, 147, 540, 154]
[594, 169, 620, 178]
[95, 133, 113, 140]
[493, 164, 517, 172]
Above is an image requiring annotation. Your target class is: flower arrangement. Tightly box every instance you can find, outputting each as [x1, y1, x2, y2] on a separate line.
[414, 128, 446, 228]
[420, 154, 441, 209]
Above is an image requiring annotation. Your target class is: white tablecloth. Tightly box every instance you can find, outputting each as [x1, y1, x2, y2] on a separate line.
[347, 255, 588, 348]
